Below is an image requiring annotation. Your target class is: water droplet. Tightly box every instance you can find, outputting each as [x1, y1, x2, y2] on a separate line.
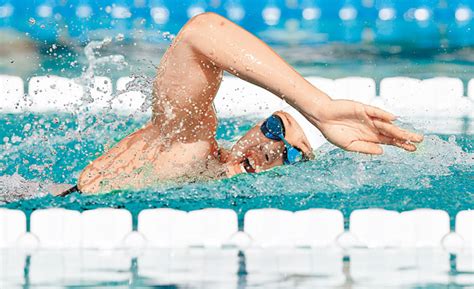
[23, 123, 31, 132]
[28, 17, 36, 25]
[116, 33, 125, 41]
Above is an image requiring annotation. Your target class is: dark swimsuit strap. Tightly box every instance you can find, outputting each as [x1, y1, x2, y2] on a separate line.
[58, 185, 82, 197]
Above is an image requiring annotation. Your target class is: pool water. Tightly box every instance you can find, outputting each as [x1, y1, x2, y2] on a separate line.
[1, 5, 473, 287]
[1, 113, 473, 228]
[1, 31, 473, 289]
[2, 247, 470, 289]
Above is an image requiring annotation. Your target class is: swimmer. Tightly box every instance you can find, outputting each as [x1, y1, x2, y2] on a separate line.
[66, 13, 423, 195]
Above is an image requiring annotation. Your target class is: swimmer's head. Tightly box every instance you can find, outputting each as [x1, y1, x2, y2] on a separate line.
[223, 110, 315, 176]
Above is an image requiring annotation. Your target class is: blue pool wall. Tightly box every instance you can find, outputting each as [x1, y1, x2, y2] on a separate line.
[0, 0, 473, 47]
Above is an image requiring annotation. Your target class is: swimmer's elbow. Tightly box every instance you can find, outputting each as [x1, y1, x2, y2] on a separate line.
[186, 12, 224, 28]
[180, 12, 228, 44]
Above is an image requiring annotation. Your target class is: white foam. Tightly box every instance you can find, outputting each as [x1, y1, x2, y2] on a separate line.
[314, 135, 474, 193]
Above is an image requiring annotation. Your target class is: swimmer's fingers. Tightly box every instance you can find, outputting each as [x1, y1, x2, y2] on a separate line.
[346, 141, 383, 155]
[377, 135, 418, 152]
[373, 119, 424, 143]
[365, 105, 396, 122]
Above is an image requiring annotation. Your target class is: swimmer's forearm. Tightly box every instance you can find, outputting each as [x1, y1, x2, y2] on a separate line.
[181, 13, 332, 117]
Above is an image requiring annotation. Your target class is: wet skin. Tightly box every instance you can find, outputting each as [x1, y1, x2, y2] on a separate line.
[77, 13, 423, 194]
[223, 111, 314, 175]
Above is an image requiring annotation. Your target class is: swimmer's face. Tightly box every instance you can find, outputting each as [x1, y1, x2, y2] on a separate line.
[224, 111, 314, 176]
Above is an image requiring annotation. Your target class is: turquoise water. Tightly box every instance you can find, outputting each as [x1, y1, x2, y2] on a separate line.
[1, 15, 473, 289]
[1, 113, 473, 227]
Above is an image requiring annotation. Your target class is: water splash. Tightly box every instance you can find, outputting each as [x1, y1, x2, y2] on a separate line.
[309, 135, 474, 192]
[77, 37, 128, 105]
[117, 74, 155, 113]
[0, 173, 62, 203]
[1, 110, 473, 206]
[1, 33, 473, 214]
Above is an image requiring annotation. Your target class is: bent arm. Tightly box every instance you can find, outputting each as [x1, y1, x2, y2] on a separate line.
[178, 13, 423, 154]
[180, 12, 331, 121]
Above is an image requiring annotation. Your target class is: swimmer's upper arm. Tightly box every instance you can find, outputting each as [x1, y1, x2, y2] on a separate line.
[151, 13, 224, 126]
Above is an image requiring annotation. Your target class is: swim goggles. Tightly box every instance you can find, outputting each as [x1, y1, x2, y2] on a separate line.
[260, 115, 303, 165]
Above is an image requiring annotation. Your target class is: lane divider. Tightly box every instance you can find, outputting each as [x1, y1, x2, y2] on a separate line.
[0, 208, 472, 250]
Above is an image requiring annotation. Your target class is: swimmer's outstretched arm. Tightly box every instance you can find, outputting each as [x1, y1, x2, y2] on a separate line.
[180, 12, 423, 154]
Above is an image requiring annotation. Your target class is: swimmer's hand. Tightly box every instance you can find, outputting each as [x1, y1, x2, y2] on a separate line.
[310, 99, 424, 154]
